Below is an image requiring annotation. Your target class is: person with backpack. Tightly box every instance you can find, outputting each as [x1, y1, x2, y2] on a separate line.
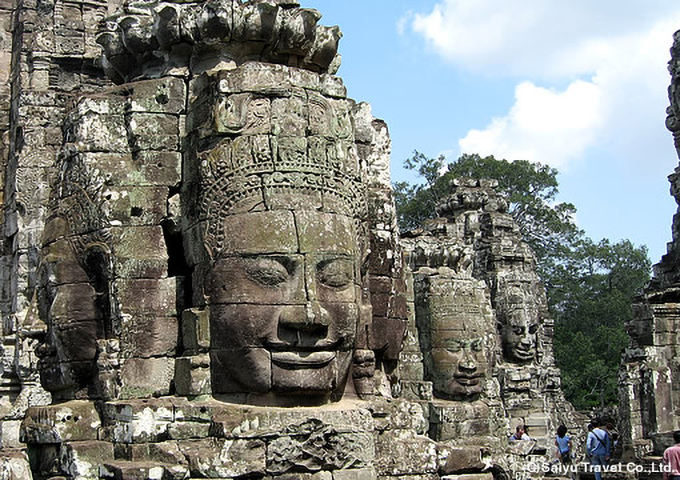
[587, 421, 611, 480]
[555, 425, 572, 464]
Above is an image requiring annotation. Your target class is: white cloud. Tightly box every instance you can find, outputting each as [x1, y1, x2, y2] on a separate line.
[411, 1, 680, 169]
[411, 0, 680, 78]
[460, 80, 603, 168]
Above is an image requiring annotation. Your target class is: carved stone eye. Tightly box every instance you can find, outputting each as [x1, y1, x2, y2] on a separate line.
[317, 258, 352, 288]
[245, 258, 290, 287]
[528, 324, 538, 335]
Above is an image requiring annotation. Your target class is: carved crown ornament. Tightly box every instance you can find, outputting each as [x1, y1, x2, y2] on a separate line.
[97, 0, 342, 83]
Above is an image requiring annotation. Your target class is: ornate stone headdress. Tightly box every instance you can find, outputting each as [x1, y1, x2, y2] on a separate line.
[97, 0, 342, 83]
[190, 130, 368, 258]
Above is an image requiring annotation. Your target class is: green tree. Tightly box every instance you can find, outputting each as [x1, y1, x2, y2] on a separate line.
[394, 152, 582, 281]
[552, 239, 650, 408]
[394, 151, 651, 409]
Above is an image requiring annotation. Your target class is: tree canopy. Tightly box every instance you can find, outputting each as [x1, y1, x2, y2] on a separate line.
[394, 151, 651, 409]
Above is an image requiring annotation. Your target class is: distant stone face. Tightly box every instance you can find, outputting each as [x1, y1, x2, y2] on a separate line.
[497, 283, 539, 364]
[415, 275, 495, 399]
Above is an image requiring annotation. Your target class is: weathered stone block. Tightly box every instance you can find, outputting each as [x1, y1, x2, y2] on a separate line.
[181, 308, 210, 353]
[174, 355, 211, 396]
[296, 210, 356, 254]
[120, 315, 178, 359]
[0, 420, 21, 448]
[400, 381, 433, 402]
[429, 402, 493, 441]
[21, 401, 101, 444]
[124, 77, 186, 115]
[0, 449, 32, 480]
[374, 430, 437, 476]
[210, 403, 373, 439]
[438, 446, 485, 474]
[118, 441, 186, 466]
[219, 211, 298, 255]
[66, 111, 129, 153]
[216, 63, 293, 95]
[115, 278, 177, 317]
[78, 152, 181, 187]
[119, 357, 175, 399]
[167, 421, 211, 440]
[371, 399, 429, 435]
[100, 461, 187, 480]
[181, 437, 266, 478]
[332, 469, 377, 480]
[273, 473, 332, 480]
[59, 441, 115, 480]
[441, 475, 493, 480]
[106, 188, 169, 227]
[101, 399, 175, 444]
[128, 113, 179, 151]
[267, 427, 373, 474]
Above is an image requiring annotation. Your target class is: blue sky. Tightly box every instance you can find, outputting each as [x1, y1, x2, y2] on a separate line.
[303, 0, 680, 265]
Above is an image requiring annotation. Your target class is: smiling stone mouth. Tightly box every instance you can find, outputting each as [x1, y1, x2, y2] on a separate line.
[271, 351, 336, 369]
[454, 374, 482, 385]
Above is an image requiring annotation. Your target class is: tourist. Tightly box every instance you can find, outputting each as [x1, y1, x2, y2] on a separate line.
[555, 425, 572, 464]
[587, 421, 611, 480]
[510, 425, 531, 441]
[663, 430, 680, 480]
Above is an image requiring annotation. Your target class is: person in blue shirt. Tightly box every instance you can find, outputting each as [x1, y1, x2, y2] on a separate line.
[587, 421, 611, 480]
[555, 425, 572, 464]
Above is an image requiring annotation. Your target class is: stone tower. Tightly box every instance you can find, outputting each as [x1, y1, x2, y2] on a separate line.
[619, 29, 680, 461]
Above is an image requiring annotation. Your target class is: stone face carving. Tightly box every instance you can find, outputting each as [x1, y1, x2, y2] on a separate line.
[34, 151, 114, 401]
[496, 282, 539, 364]
[415, 275, 494, 399]
[183, 62, 369, 403]
[36, 221, 100, 399]
[204, 213, 361, 399]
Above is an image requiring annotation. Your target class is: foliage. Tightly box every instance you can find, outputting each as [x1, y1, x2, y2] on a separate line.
[394, 151, 651, 409]
[394, 152, 582, 281]
[552, 239, 650, 408]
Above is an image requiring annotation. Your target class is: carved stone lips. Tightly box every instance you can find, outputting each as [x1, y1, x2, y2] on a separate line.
[454, 374, 482, 386]
[514, 347, 534, 359]
[271, 351, 336, 369]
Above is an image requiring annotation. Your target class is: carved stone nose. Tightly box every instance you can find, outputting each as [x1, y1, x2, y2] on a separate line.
[35, 341, 56, 358]
[278, 303, 331, 330]
[458, 351, 478, 372]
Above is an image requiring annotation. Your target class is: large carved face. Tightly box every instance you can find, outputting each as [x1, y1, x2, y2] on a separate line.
[498, 288, 539, 363]
[430, 328, 487, 398]
[206, 210, 360, 402]
[36, 220, 101, 399]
